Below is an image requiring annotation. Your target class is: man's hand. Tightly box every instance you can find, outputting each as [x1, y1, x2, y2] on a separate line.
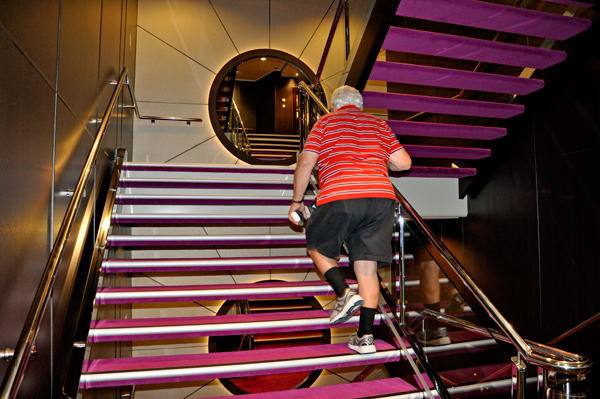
[288, 202, 307, 225]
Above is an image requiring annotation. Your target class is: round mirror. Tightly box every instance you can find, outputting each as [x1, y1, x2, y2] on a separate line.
[209, 50, 316, 165]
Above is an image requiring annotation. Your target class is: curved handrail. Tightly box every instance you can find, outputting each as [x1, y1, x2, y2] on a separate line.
[396, 187, 593, 374]
[298, 81, 329, 114]
[230, 99, 251, 152]
[419, 310, 592, 373]
[122, 74, 202, 125]
[0, 68, 130, 399]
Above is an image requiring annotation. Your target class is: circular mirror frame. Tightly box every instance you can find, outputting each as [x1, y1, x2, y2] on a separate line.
[209, 49, 317, 166]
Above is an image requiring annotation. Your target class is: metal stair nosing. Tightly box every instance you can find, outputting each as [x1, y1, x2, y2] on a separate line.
[95, 280, 359, 305]
[79, 340, 401, 389]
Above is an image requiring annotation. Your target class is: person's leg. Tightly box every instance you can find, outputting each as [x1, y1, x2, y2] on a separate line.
[416, 260, 450, 346]
[353, 260, 378, 337]
[309, 249, 364, 324]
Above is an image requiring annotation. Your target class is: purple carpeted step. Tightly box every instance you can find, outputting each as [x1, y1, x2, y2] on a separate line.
[387, 120, 506, 140]
[249, 143, 300, 150]
[396, 0, 591, 41]
[119, 177, 294, 190]
[390, 166, 477, 178]
[111, 213, 294, 225]
[79, 340, 401, 388]
[106, 233, 308, 248]
[101, 255, 348, 273]
[88, 309, 382, 342]
[403, 145, 491, 160]
[382, 27, 566, 69]
[123, 162, 296, 175]
[115, 193, 314, 206]
[95, 280, 356, 304]
[363, 91, 524, 119]
[370, 61, 544, 95]
[198, 377, 416, 399]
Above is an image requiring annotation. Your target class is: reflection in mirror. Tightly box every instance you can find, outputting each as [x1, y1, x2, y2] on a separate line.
[212, 54, 314, 164]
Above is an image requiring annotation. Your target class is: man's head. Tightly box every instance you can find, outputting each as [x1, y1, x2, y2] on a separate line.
[331, 85, 363, 111]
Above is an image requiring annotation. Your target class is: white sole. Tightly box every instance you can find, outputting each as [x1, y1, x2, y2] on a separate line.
[348, 343, 376, 354]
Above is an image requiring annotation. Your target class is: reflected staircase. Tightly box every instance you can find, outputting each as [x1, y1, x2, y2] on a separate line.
[247, 133, 301, 161]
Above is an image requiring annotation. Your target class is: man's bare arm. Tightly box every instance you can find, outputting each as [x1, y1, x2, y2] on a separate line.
[388, 147, 412, 171]
[289, 151, 319, 224]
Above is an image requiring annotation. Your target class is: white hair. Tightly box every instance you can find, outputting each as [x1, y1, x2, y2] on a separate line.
[331, 85, 363, 111]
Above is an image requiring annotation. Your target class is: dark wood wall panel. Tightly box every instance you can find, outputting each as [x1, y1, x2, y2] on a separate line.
[438, 19, 600, 390]
[58, 0, 102, 129]
[0, 32, 55, 380]
[0, 0, 137, 396]
[0, 0, 60, 85]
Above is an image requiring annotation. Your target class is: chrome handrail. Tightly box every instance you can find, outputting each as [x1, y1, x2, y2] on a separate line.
[0, 68, 130, 399]
[417, 310, 592, 373]
[120, 75, 202, 125]
[396, 187, 593, 374]
[229, 99, 251, 152]
[298, 81, 329, 114]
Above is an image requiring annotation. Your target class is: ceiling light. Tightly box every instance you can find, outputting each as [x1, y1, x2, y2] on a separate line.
[260, 57, 266, 61]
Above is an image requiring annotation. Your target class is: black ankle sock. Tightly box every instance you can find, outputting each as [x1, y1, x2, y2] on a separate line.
[357, 307, 376, 337]
[423, 302, 443, 330]
[323, 267, 348, 297]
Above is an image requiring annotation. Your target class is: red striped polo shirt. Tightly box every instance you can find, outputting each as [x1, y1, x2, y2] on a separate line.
[303, 105, 403, 205]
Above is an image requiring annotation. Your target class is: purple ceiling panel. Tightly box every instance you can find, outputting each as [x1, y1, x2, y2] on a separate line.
[403, 145, 491, 160]
[383, 27, 566, 69]
[369, 61, 544, 95]
[387, 120, 506, 140]
[363, 91, 524, 118]
[396, 0, 591, 41]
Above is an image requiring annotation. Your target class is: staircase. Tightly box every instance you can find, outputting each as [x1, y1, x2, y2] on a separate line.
[78, 162, 542, 399]
[247, 133, 301, 161]
[357, 0, 592, 179]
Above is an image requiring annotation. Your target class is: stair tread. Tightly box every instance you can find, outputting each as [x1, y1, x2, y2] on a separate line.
[111, 213, 295, 225]
[396, 0, 591, 41]
[386, 120, 506, 140]
[80, 340, 400, 388]
[370, 61, 544, 95]
[124, 162, 296, 174]
[200, 377, 416, 399]
[115, 193, 314, 206]
[363, 90, 524, 119]
[106, 233, 308, 248]
[95, 280, 357, 304]
[101, 255, 346, 272]
[403, 144, 491, 160]
[383, 27, 566, 69]
[390, 166, 477, 178]
[119, 177, 294, 189]
[89, 309, 385, 342]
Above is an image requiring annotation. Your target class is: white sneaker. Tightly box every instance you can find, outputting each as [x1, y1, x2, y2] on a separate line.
[348, 333, 376, 354]
[329, 288, 364, 325]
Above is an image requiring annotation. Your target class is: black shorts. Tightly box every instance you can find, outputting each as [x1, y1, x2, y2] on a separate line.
[306, 198, 396, 266]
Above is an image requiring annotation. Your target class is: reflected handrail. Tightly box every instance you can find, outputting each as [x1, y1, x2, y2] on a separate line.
[228, 99, 251, 154]
[395, 187, 593, 374]
[416, 309, 592, 373]
[0, 68, 130, 399]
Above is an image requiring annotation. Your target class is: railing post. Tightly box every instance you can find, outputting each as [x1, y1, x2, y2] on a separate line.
[395, 203, 405, 324]
[512, 354, 527, 398]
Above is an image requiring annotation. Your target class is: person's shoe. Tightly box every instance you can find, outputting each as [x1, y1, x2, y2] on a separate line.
[329, 288, 364, 325]
[416, 327, 451, 346]
[348, 333, 376, 354]
[445, 293, 466, 314]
